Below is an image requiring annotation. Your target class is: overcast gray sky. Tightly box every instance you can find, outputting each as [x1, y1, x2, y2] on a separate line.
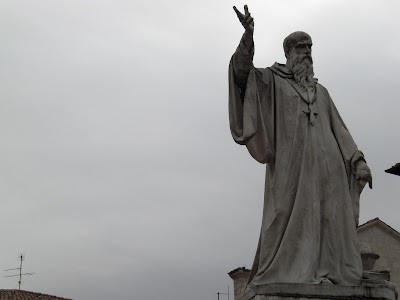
[0, 1, 399, 299]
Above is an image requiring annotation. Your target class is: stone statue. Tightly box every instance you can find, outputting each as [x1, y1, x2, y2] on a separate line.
[229, 5, 373, 288]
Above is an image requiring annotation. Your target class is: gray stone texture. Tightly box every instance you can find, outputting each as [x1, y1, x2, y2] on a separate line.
[229, 268, 251, 300]
[240, 283, 396, 300]
[229, 5, 372, 288]
[228, 218, 400, 300]
[357, 219, 400, 293]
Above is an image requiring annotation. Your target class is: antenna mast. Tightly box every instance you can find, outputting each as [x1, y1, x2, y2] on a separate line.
[3, 254, 35, 289]
[217, 286, 230, 300]
[18, 254, 23, 290]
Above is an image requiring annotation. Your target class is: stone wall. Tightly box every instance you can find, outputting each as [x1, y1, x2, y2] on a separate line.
[228, 267, 250, 300]
[357, 224, 400, 292]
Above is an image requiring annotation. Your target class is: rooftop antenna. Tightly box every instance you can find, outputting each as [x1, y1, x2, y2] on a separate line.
[217, 286, 230, 300]
[3, 254, 35, 290]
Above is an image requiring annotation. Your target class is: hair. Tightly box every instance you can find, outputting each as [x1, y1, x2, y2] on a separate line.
[283, 31, 312, 58]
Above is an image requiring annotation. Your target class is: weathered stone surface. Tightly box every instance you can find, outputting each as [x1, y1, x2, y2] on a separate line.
[229, 5, 372, 287]
[229, 267, 251, 300]
[228, 219, 400, 300]
[240, 283, 396, 300]
[359, 241, 380, 270]
[358, 218, 400, 292]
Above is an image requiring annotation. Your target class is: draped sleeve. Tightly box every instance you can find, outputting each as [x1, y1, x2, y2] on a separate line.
[325, 87, 367, 226]
[229, 47, 276, 164]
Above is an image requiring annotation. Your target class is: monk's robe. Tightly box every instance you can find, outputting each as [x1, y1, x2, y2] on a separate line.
[229, 33, 366, 287]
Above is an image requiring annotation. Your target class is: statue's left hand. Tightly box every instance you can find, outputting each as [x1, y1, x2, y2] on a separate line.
[355, 160, 372, 189]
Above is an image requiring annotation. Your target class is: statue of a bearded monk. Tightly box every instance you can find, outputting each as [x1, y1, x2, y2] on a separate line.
[229, 5, 372, 287]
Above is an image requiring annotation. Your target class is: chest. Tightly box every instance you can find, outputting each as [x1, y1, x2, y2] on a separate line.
[275, 78, 327, 126]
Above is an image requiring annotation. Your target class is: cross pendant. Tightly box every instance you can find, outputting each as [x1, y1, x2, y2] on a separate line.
[303, 104, 318, 126]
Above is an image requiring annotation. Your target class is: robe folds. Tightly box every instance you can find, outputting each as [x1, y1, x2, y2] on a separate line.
[229, 40, 366, 287]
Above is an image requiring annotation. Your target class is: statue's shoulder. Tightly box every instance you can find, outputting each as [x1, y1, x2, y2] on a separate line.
[316, 82, 329, 97]
[253, 67, 274, 85]
[268, 62, 292, 79]
[253, 62, 288, 84]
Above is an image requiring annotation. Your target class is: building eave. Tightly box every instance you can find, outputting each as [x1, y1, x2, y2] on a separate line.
[357, 217, 400, 242]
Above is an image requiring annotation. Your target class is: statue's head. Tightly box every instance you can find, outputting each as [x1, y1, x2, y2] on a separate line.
[283, 31, 312, 59]
[283, 31, 314, 88]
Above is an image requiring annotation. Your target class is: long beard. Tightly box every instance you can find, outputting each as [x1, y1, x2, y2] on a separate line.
[288, 54, 314, 89]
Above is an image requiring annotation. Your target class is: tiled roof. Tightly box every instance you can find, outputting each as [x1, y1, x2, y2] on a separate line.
[0, 290, 72, 300]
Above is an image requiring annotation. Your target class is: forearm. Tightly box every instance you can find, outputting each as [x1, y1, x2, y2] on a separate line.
[232, 30, 254, 90]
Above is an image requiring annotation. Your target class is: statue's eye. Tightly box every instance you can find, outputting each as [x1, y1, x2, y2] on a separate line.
[296, 43, 312, 50]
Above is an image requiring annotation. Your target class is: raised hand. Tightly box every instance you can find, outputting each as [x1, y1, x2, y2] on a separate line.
[233, 5, 254, 33]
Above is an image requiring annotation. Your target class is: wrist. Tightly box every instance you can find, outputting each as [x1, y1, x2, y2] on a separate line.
[242, 31, 254, 50]
[244, 27, 254, 36]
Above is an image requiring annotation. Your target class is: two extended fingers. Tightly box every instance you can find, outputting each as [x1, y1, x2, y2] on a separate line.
[233, 5, 253, 24]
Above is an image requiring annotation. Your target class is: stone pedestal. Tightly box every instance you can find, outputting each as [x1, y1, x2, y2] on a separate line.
[239, 283, 396, 300]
